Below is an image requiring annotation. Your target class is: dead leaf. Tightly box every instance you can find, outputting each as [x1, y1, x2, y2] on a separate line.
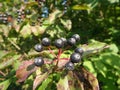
[74, 66, 99, 90]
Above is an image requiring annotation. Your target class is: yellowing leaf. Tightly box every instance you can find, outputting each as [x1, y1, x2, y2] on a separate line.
[0, 79, 11, 90]
[20, 24, 32, 38]
[72, 4, 90, 10]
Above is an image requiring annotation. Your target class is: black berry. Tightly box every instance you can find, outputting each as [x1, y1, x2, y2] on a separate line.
[61, 37, 67, 46]
[67, 37, 76, 46]
[70, 52, 81, 63]
[54, 39, 64, 48]
[75, 47, 84, 55]
[72, 34, 80, 41]
[42, 37, 51, 46]
[34, 44, 43, 52]
[34, 57, 44, 66]
[65, 62, 74, 70]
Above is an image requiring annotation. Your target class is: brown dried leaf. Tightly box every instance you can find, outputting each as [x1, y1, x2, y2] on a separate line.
[16, 60, 37, 82]
[57, 71, 83, 90]
[67, 71, 83, 90]
[74, 66, 99, 90]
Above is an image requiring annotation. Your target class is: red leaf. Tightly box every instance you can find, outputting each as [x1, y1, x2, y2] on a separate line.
[16, 60, 37, 82]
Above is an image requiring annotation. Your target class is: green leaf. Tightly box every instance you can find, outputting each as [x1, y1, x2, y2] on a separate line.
[38, 76, 52, 90]
[72, 4, 90, 10]
[108, 0, 119, 3]
[0, 51, 8, 59]
[0, 79, 11, 90]
[94, 61, 107, 77]
[100, 53, 120, 71]
[33, 70, 52, 90]
[84, 60, 97, 76]
[109, 44, 119, 53]
[60, 19, 72, 30]
[82, 39, 108, 56]
[57, 75, 70, 90]
[0, 55, 20, 70]
[20, 24, 32, 38]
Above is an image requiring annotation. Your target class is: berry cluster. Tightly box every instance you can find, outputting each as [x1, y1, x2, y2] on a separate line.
[34, 37, 50, 66]
[33, 34, 84, 71]
[17, 10, 25, 23]
[0, 0, 71, 25]
[0, 13, 8, 24]
[65, 47, 84, 70]
[61, 0, 68, 14]
[41, 7, 49, 18]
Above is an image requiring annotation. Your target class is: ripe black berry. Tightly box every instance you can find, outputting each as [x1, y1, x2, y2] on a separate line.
[75, 47, 84, 55]
[60, 37, 67, 46]
[34, 57, 44, 66]
[34, 44, 43, 52]
[67, 37, 76, 46]
[70, 52, 81, 63]
[65, 62, 74, 70]
[42, 37, 51, 46]
[72, 34, 80, 41]
[54, 39, 64, 48]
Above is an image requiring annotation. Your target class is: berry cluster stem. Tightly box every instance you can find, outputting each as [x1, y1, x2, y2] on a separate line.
[56, 49, 62, 66]
[48, 47, 57, 58]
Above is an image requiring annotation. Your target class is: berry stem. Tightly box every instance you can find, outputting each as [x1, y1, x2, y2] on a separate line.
[53, 58, 69, 62]
[56, 49, 62, 66]
[57, 49, 62, 59]
[59, 58, 70, 60]
[48, 47, 57, 58]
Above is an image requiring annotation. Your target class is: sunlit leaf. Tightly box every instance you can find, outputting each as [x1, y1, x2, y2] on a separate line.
[94, 61, 107, 77]
[109, 44, 119, 53]
[108, 0, 119, 3]
[57, 75, 70, 90]
[82, 40, 108, 56]
[20, 23, 32, 38]
[0, 79, 11, 90]
[100, 53, 120, 71]
[33, 70, 52, 90]
[0, 51, 8, 59]
[37, 75, 52, 90]
[31, 25, 45, 36]
[60, 19, 72, 30]
[72, 4, 90, 10]
[84, 61, 97, 76]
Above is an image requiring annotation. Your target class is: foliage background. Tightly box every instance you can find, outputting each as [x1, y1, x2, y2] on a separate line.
[0, 0, 120, 90]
